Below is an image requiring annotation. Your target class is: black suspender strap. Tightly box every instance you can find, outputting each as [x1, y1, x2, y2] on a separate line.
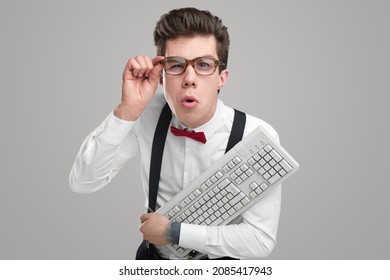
[225, 109, 246, 153]
[148, 103, 172, 212]
[148, 104, 246, 212]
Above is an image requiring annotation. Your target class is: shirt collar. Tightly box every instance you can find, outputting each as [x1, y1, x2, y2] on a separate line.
[171, 99, 225, 141]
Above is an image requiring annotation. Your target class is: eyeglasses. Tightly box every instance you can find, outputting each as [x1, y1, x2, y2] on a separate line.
[159, 56, 225, 76]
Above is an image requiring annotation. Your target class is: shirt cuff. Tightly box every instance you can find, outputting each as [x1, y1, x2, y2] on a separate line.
[99, 112, 135, 146]
[179, 223, 207, 253]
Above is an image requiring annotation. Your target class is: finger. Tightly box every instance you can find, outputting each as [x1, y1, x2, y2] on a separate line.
[125, 58, 141, 78]
[140, 213, 149, 223]
[133, 55, 150, 78]
[152, 56, 165, 65]
[148, 56, 165, 84]
[144, 57, 154, 78]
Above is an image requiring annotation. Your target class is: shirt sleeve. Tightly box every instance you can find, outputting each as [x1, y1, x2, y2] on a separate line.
[69, 112, 139, 193]
[179, 183, 281, 259]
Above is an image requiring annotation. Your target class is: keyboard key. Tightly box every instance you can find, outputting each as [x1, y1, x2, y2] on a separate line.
[235, 177, 243, 185]
[260, 183, 269, 190]
[264, 144, 273, 153]
[234, 202, 244, 211]
[250, 191, 257, 198]
[248, 157, 256, 165]
[210, 175, 218, 183]
[215, 171, 224, 179]
[270, 149, 283, 162]
[180, 200, 187, 208]
[255, 187, 262, 195]
[250, 181, 259, 190]
[280, 159, 293, 172]
[187, 216, 194, 223]
[242, 197, 251, 205]
[230, 173, 238, 180]
[241, 164, 249, 171]
[245, 169, 254, 177]
[193, 189, 201, 196]
[218, 178, 231, 188]
[241, 173, 248, 181]
[269, 159, 277, 167]
[229, 192, 246, 206]
[225, 184, 240, 195]
[214, 217, 224, 225]
[268, 173, 281, 184]
[259, 149, 267, 157]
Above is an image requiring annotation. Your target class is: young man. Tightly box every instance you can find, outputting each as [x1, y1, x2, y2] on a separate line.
[70, 7, 281, 260]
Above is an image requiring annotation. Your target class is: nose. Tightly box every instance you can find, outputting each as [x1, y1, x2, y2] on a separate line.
[182, 64, 197, 88]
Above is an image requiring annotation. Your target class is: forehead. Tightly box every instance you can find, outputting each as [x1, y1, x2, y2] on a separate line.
[164, 35, 218, 59]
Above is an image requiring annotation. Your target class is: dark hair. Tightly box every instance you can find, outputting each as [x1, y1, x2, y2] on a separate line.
[153, 7, 230, 72]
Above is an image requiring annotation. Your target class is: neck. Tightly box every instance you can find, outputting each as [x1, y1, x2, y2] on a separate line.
[176, 101, 219, 130]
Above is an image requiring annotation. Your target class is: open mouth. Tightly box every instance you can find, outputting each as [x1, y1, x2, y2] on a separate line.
[181, 96, 198, 108]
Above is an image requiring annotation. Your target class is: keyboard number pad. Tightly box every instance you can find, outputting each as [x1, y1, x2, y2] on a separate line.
[249, 144, 293, 185]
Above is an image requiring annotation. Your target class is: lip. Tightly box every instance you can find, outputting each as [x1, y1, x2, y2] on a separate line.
[181, 95, 198, 108]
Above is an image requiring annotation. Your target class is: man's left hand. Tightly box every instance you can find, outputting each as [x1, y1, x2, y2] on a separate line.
[139, 213, 170, 246]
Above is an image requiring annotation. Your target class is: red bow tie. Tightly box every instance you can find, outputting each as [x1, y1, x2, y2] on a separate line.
[170, 126, 207, 144]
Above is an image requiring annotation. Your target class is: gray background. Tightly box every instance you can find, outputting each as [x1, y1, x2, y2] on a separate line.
[1, 0, 389, 259]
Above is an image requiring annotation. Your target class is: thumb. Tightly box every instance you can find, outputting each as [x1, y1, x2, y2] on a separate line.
[140, 213, 149, 223]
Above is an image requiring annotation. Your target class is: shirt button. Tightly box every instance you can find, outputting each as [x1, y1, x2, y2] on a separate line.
[184, 174, 192, 181]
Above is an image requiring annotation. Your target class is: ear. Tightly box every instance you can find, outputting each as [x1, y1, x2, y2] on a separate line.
[218, 69, 229, 90]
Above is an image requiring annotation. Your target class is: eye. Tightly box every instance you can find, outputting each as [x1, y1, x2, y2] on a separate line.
[165, 59, 185, 70]
[166, 62, 184, 70]
[196, 58, 213, 69]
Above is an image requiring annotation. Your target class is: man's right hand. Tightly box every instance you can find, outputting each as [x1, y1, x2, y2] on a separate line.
[114, 55, 165, 121]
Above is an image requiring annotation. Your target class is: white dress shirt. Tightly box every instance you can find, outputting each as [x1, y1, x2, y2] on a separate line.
[69, 92, 282, 259]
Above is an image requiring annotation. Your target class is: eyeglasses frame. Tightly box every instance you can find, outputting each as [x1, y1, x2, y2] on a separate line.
[159, 56, 225, 76]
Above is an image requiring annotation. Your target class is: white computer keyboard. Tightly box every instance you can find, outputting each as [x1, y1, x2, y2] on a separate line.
[156, 126, 299, 258]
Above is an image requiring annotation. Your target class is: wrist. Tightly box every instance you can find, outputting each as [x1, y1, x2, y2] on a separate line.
[113, 104, 140, 121]
[164, 221, 181, 245]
